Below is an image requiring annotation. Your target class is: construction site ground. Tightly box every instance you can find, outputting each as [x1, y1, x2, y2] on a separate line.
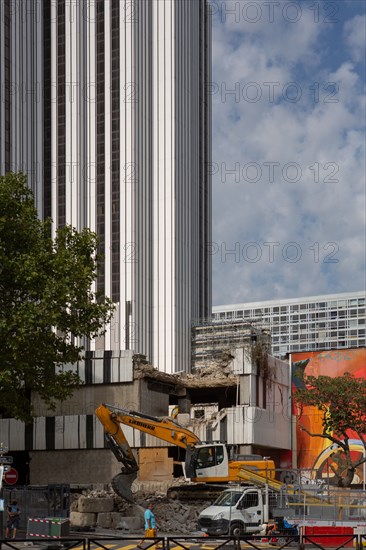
[6, 487, 364, 549]
[70, 488, 209, 535]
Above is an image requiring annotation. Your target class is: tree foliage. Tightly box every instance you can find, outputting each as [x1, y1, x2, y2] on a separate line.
[294, 370, 366, 486]
[0, 172, 114, 421]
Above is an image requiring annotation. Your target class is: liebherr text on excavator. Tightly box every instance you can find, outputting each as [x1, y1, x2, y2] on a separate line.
[96, 403, 275, 501]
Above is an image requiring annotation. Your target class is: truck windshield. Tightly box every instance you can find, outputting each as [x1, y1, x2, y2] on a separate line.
[213, 492, 243, 506]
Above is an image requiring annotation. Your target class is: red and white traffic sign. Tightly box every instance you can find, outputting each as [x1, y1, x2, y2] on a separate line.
[4, 468, 18, 485]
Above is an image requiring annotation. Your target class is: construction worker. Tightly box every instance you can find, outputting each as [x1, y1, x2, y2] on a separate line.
[137, 502, 161, 549]
[5, 500, 20, 539]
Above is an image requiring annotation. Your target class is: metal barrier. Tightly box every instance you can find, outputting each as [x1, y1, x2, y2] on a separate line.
[84, 534, 366, 550]
[84, 535, 300, 550]
[27, 517, 70, 539]
[2, 485, 70, 532]
[0, 535, 297, 550]
[0, 537, 85, 550]
[0, 533, 364, 550]
[277, 487, 366, 524]
[300, 533, 359, 550]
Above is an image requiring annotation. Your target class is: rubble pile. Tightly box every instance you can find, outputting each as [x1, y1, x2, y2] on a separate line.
[133, 351, 237, 387]
[70, 487, 207, 534]
[182, 353, 237, 387]
[127, 492, 208, 534]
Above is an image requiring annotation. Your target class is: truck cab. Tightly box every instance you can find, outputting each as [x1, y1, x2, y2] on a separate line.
[198, 487, 275, 536]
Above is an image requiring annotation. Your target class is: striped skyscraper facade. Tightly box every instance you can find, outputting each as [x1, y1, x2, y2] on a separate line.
[0, 0, 212, 373]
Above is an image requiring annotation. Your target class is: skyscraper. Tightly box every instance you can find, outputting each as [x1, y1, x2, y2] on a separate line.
[0, 0, 212, 373]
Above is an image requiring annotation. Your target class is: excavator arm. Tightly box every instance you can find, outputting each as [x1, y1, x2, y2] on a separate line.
[96, 403, 200, 448]
[96, 403, 277, 502]
[95, 403, 201, 500]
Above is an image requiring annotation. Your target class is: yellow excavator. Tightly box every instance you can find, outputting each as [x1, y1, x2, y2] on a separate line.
[96, 403, 276, 501]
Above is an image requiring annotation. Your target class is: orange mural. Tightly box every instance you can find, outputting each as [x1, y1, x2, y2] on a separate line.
[292, 348, 366, 485]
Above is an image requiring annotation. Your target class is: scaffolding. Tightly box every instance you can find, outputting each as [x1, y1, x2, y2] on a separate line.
[191, 318, 271, 368]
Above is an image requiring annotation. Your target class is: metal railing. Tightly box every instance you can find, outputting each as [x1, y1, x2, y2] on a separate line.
[0, 533, 362, 550]
[300, 533, 360, 550]
[278, 486, 366, 523]
[0, 537, 85, 550]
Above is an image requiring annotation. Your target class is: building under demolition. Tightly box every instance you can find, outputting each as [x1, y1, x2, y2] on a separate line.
[0, 334, 291, 487]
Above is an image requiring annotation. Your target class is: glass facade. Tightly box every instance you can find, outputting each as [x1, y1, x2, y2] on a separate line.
[212, 292, 365, 358]
[0, 0, 212, 373]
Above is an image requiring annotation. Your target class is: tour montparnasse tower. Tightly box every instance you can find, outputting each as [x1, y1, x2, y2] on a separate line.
[0, 0, 212, 373]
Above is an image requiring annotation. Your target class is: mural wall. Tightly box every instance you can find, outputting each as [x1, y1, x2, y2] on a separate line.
[292, 348, 366, 485]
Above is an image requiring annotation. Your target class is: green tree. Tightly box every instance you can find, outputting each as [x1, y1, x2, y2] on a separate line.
[0, 172, 114, 421]
[294, 370, 366, 487]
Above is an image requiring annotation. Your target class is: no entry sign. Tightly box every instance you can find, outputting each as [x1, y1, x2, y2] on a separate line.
[4, 468, 18, 485]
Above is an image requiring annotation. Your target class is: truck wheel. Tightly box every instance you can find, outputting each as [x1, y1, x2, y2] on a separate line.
[230, 522, 245, 537]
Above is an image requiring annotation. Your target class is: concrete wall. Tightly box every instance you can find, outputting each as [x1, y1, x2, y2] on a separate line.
[32, 383, 139, 417]
[30, 448, 174, 485]
[29, 449, 123, 485]
[188, 403, 290, 451]
[250, 405, 290, 449]
[140, 379, 171, 417]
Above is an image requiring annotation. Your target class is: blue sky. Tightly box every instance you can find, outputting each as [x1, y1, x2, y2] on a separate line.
[210, 0, 366, 306]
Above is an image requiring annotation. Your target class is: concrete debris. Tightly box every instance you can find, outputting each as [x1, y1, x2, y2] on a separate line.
[115, 516, 143, 531]
[70, 487, 207, 534]
[78, 496, 114, 513]
[181, 353, 237, 388]
[70, 511, 97, 528]
[132, 351, 237, 389]
[132, 357, 185, 394]
[191, 360, 233, 377]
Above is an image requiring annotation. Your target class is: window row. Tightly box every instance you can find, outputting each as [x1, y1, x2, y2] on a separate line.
[272, 339, 366, 354]
[216, 301, 365, 318]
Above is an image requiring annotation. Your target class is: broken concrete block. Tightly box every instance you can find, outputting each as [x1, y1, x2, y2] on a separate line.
[97, 513, 112, 529]
[70, 512, 97, 528]
[70, 500, 79, 512]
[78, 496, 114, 513]
[116, 516, 143, 531]
[110, 513, 122, 529]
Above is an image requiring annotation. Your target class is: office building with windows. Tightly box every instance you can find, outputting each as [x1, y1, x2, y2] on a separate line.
[212, 291, 366, 358]
[0, 0, 212, 373]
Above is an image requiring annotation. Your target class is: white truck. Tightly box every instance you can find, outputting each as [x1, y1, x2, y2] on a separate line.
[198, 486, 282, 537]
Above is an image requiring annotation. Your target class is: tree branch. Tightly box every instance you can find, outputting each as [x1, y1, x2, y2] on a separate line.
[299, 423, 347, 451]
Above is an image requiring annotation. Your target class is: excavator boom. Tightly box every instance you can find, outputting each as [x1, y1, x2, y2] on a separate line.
[96, 403, 200, 447]
[95, 403, 201, 500]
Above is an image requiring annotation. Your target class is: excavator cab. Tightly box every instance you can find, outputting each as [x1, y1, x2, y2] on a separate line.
[190, 443, 229, 480]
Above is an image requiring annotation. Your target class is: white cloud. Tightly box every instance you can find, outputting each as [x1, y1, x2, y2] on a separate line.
[344, 14, 366, 62]
[211, 2, 366, 306]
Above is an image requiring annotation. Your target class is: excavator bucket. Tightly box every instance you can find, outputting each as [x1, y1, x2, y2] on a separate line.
[111, 472, 138, 502]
